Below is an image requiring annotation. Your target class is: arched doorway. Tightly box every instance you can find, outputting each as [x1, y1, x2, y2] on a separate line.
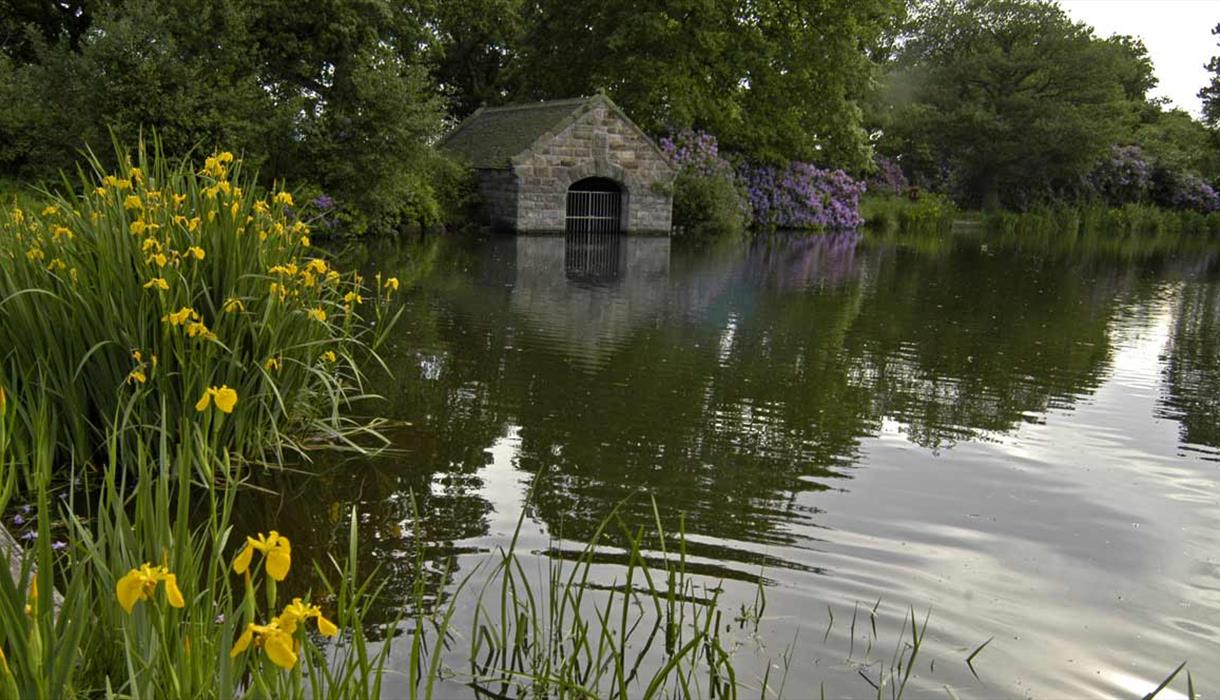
[566, 177, 623, 235]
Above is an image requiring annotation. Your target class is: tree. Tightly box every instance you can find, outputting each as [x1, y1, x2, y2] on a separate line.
[0, 0, 450, 233]
[1134, 106, 1220, 177]
[1201, 22, 1220, 129]
[425, 0, 524, 119]
[0, 0, 99, 62]
[881, 0, 1153, 209]
[512, 0, 900, 170]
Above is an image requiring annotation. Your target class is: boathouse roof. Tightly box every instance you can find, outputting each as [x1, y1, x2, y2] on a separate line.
[439, 95, 671, 170]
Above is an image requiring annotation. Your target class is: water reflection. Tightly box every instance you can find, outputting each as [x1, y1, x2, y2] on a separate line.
[264, 230, 1220, 696]
[1161, 280, 1220, 457]
[510, 234, 670, 364]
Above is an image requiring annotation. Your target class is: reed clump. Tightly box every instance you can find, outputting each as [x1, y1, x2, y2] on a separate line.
[0, 141, 401, 467]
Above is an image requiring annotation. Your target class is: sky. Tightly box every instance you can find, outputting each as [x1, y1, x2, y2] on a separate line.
[1057, 0, 1217, 116]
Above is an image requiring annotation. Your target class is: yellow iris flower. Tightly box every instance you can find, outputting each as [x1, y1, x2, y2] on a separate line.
[321, 351, 337, 363]
[306, 308, 326, 322]
[230, 620, 297, 669]
[384, 277, 400, 292]
[185, 321, 216, 340]
[277, 597, 339, 638]
[186, 246, 205, 261]
[264, 357, 281, 372]
[163, 307, 199, 326]
[228, 597, 337, 670]
[127, 369, 147, 385]
[223, 298, 246, 313]
[143, 278, 169, 291]
[233, 531, 291, 581]
[195, 385, 237, 413]
[115, 563, 185, 614]
[273, 192, 294, 207]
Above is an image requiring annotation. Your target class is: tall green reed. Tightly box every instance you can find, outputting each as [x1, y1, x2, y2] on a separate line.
[0, 138, 401, 467]
[0, 140, 401, 698]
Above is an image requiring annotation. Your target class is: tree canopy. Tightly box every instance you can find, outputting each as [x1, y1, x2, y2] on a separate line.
[512, 0, 900, 169]
[1, 0, 1217, 227]
[1202, 22, 1220, 129]
[877, 0, 1154, 209]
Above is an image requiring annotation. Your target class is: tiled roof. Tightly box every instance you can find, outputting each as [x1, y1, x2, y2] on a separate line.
[439, 97, 595, 169]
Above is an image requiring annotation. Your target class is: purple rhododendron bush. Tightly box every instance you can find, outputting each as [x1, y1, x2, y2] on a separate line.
[661, 130, 867, 236]
[739, 162, 866, 231]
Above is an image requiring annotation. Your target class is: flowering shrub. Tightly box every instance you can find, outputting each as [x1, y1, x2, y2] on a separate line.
[659, 130, 736, 180]
[1088, 145, 1154, 205]
[739, 162, 866, 230]
[660, 130, 751, 238]
[1167, 173, 1220, 213]
[866, 154, 909, 197]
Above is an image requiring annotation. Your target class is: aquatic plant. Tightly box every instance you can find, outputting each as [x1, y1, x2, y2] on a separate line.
[0, 140, 402, 466]
[861, 193, 957, 236]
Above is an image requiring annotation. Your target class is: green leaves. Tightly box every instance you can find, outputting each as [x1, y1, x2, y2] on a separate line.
[881, 0, 1157, 208]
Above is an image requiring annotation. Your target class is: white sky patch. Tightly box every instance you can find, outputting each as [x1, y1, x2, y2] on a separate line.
[1058, 0, 1217, 116]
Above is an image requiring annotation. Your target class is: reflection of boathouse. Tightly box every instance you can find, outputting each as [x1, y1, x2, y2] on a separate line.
[508, 233, 671, 364]
[439, 95, 676, 235]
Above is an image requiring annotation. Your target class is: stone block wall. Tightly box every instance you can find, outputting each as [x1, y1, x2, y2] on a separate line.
[510, 102, 676, 234]
[475, 168, 518, 232]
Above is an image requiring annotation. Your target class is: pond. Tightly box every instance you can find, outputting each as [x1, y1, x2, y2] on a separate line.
[243, 227, 1220, 698]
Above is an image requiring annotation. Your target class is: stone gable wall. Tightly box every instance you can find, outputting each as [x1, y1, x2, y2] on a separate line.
[506, 103, 675, 234]
[476, 168, 517, 232]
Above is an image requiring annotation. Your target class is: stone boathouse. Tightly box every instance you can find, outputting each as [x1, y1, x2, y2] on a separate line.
[440, 95, 676, 235]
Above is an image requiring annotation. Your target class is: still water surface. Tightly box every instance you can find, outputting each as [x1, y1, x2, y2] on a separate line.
[253, 229, 1220, 698]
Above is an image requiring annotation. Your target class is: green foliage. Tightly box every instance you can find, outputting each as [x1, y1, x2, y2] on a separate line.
[982, 202, 1220, 238]
[1201, 22, 1220, 129]
[0, 418, 392, 698]
[514, 0, 899, 169]
[671, 170, 750, 240]
[881, 0, 1152, 209]
[427, 0, 524, 119]
[0, 141, 402, 466]
[0, 0, 451, 236]
[861, 193, 956, 235]
[1134, 106, 1220, 177]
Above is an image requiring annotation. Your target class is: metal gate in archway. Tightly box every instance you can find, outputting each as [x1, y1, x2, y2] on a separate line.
[565, 177, 622, 235]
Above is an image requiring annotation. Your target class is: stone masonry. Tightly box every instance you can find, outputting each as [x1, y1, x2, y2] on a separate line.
[442, 96, 677, 235]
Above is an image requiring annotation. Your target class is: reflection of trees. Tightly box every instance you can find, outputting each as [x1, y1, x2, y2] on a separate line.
[255, 229, 1200, 609]
[845, 242, 1117, 449]
[498, 233, 1131, 559]
[235, 235, 516, 629]
[1162, 281, 1220, 453]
